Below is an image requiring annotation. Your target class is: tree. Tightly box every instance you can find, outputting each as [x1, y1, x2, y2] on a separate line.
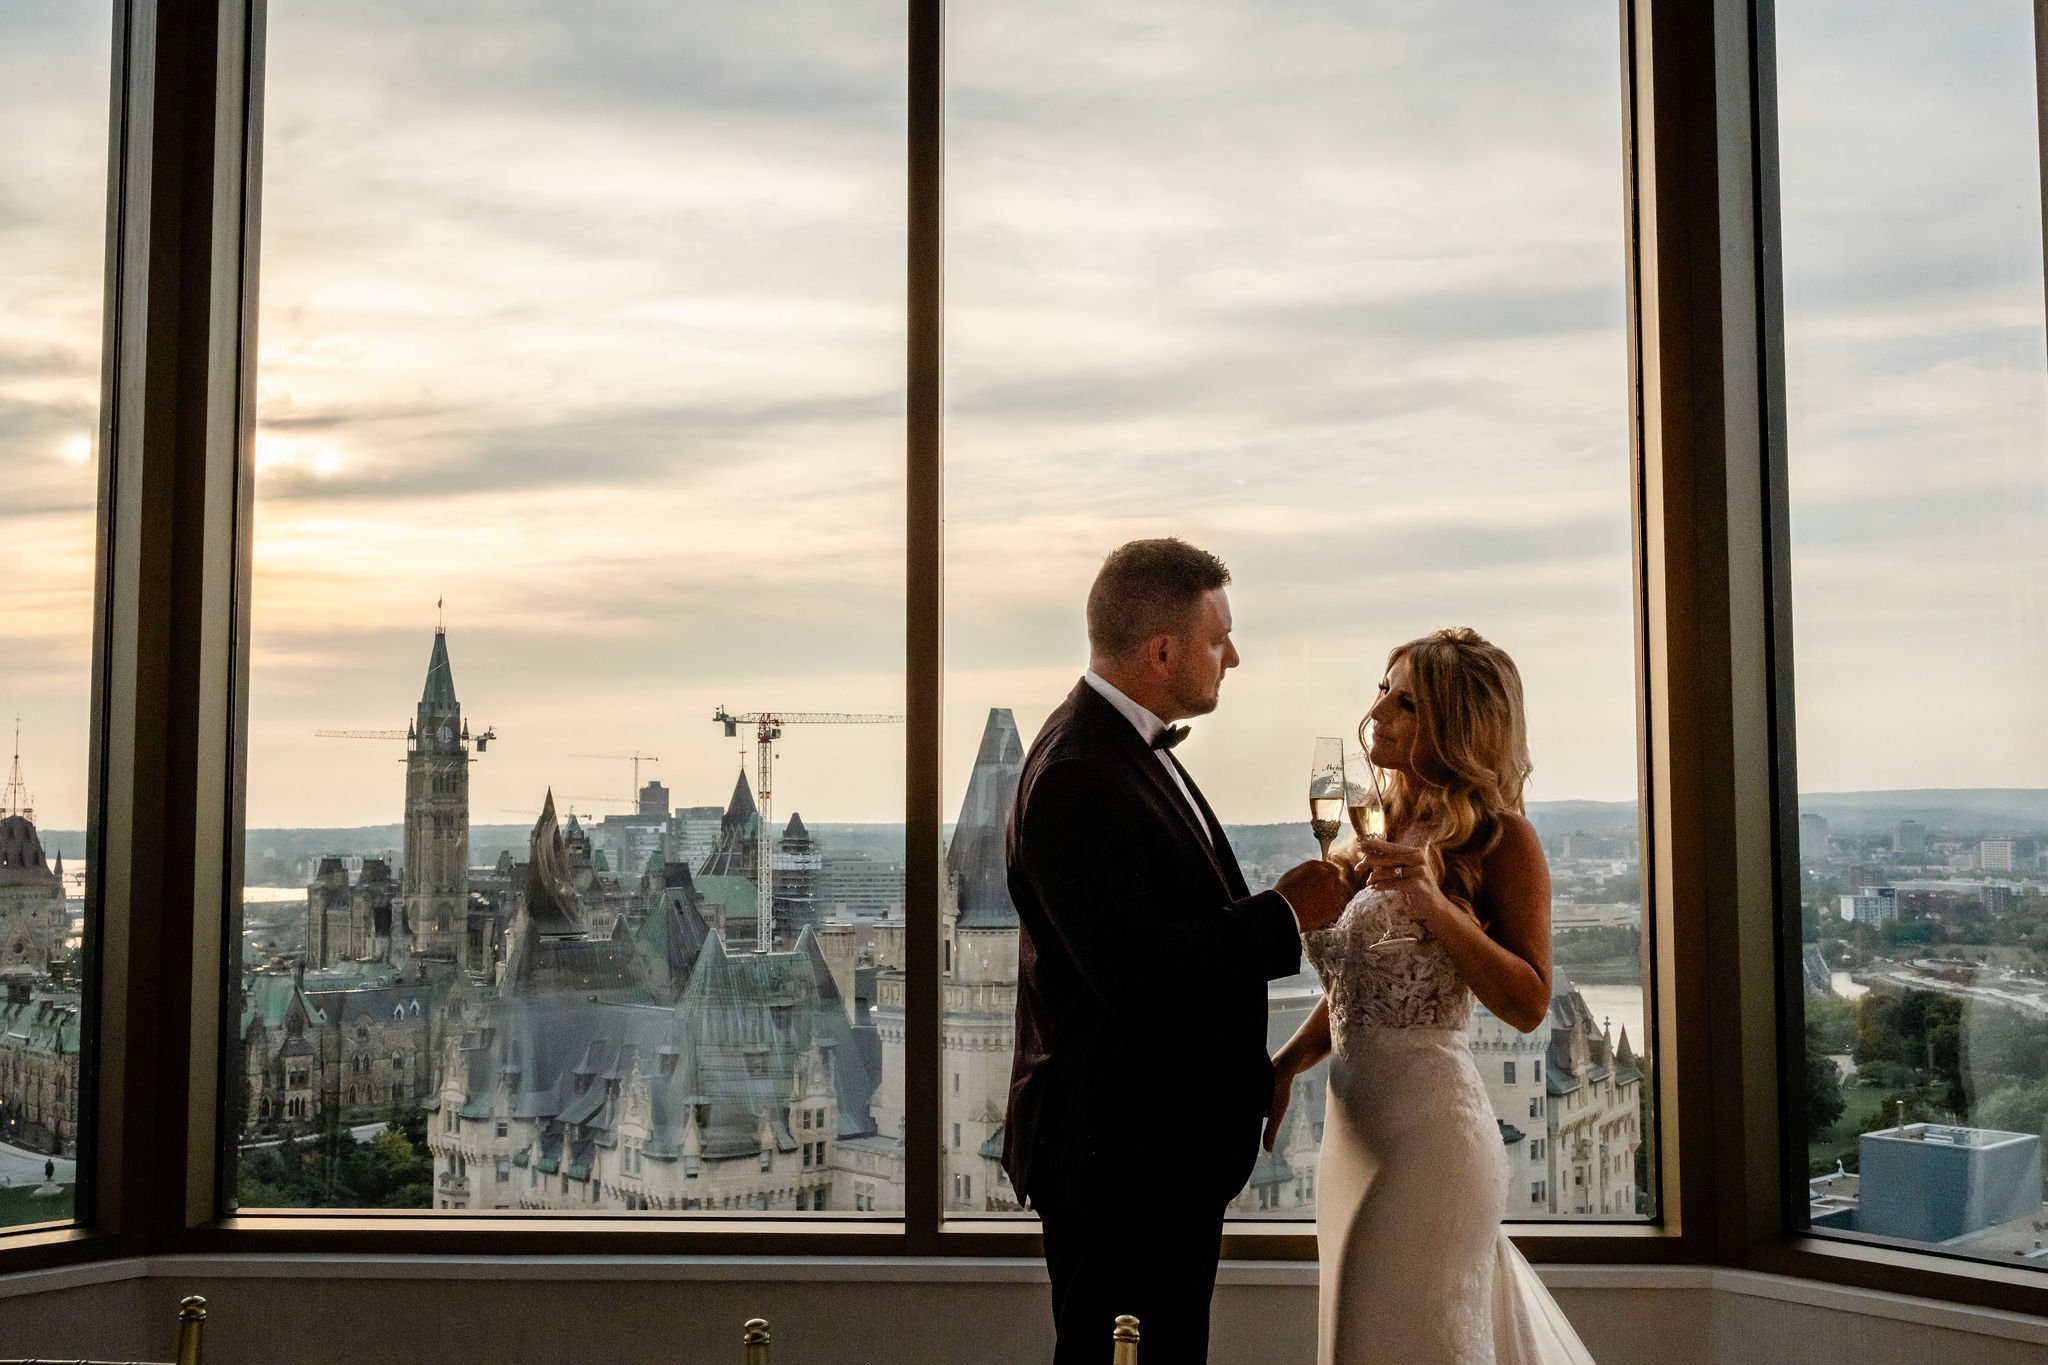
[1880, 918, 1937, 948]
[233, 1113, 435, 1211]
[1806, 993, 1859, 1054]
[1859, 1088, 1940, 1135]
[1804, 1023, 1844, 1141]
[1975, 1081, 2048, 1136]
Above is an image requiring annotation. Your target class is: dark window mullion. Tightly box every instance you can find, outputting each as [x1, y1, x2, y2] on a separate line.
[904, 0, 946, 1254]
[90, 0, 251, 1255]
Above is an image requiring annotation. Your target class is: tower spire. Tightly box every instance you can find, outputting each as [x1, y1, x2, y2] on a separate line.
[2, 717, 29, 820]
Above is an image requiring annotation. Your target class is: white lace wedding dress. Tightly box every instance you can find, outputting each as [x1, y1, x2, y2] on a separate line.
[1301, 887, 1596, 1364]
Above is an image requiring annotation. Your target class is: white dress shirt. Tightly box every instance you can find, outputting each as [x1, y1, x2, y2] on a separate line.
[1082, 670, 1212, 845]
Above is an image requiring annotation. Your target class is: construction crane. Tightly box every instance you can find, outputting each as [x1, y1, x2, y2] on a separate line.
[498, 804, 604, 826]
[710, 708, 904, 952]
[317, 725, 498, 752]
[570, 751, 660, 806]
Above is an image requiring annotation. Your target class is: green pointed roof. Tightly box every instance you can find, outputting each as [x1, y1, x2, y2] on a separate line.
[522, 790, 585, 937]
[724, 769, 757, 830]
[420, 628, 458, 712]
[697, 771, 760, 878]
[950, 708, 1023, 928]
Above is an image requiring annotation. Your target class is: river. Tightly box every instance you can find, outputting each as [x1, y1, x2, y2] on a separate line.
[1553, 972, 1868, 1063]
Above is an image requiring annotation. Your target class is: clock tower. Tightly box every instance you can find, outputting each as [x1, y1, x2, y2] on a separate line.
[404, 627, 472, 967]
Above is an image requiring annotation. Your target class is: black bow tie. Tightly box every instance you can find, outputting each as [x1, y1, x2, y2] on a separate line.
[1152, 725, 1190, 751]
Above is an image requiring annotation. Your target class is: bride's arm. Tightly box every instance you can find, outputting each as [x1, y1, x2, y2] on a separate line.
[1362, 815, 1554, 1032]
[1275, 996, 1332, 1074]
[1264, 997, 1332, 1151]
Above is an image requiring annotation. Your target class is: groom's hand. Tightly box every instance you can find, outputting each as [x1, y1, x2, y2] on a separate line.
[1275, 859, 1350, 933]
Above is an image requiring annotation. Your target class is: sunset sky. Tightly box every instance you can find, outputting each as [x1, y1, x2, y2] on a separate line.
[3, 0, 2043, 834]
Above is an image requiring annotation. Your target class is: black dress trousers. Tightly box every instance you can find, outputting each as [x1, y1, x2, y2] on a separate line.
[1032, 1155, 1243, 1365]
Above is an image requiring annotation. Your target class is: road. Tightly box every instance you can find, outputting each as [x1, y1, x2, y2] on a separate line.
[240, 1121, 392, 1154]
[1862, 967, 2048, 1019]
[0, 1139, 73, 1189]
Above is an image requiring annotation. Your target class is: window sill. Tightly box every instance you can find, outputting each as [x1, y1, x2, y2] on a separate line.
[151, 1213, 1694, 1264]
[1750, 1234, 2048, 1321]
[0, 1228, 122, 1282]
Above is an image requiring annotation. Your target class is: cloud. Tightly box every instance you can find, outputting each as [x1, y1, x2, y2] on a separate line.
[12, 0, 2045, 825]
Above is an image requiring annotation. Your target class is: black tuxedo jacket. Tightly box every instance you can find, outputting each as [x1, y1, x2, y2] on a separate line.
[1001, 679, 1302, 1205]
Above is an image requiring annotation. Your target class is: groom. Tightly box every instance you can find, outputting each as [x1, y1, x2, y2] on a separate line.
[1003, 538, 1351, 1365]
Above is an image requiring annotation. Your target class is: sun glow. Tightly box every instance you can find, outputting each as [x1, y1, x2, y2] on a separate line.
[255, 431, 347, 478]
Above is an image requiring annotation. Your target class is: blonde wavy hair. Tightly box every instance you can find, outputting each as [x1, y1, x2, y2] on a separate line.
[1360, 627, 1532, 923]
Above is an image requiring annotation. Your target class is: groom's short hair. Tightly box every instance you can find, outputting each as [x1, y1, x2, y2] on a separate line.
[1087, 538, 1232, 659]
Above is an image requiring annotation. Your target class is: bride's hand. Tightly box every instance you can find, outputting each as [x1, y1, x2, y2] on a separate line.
[1355, 836, 1437, 898]
[1356, 838, 1447, 938]
[1263, 1057, 1300, 1152]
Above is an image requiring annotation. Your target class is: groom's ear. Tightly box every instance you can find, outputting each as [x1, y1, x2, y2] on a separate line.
[1141, 631, 1179, 677]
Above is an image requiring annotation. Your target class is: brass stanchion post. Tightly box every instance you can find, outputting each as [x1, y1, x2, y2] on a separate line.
[1112, 1314, 1141, 1365]
[174, 1296, 208, 1365]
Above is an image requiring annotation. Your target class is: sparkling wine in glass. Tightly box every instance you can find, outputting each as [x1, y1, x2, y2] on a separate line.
[1345, 739, 1387, 841]
[1349, 725, 1416, 949]
[1309, 737, 1344, 858]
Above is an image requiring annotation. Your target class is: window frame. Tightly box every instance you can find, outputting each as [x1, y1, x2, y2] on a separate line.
[3, 0, 2040, 1320]
[1752, 0, 2048, 1314]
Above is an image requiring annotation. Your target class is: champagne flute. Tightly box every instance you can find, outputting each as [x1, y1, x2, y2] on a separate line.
[1308, 737, 1344, 859]
[1349, 727, 1416, 950]
[1344, 738, 1386, 842]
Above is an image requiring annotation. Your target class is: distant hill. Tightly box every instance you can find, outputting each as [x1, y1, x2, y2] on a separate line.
[30, 830, 86, 861]
[239, 821, 916, 885]
[1796, 789, 2048, 836]
[94, 789, 2048, 887]
[1524, 800, 1640, 845]
[1228, 801, 1643, 864]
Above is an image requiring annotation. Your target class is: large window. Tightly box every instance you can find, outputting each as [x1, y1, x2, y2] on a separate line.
[0, 1, 112, 1231]
[227, 0, 907, 1215]
[1781, 0, 2048, 1269]
[10, 0, 2048, 1328]
[942, 0, 1652, 1222]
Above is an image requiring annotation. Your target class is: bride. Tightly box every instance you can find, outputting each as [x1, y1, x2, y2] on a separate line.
[1267, 627, 1596, 1364]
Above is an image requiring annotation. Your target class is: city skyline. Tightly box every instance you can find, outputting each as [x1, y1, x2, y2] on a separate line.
[5, 1, 2046, 832]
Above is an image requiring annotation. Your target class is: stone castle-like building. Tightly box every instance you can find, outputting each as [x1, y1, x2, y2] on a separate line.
[0, 814, 64, 977]
[871, 708, 1025, 1213]
[0, 741, 81, 1157]
[425, 791, 880, 1211]
[1244, 975, 1646, 1222]
[247, 628, 486, 1139]
[242, 629, 1647, 1224]
[405, 628, 472, 966]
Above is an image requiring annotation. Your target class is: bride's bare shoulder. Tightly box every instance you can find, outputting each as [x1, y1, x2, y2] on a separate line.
[1481, 812, 1547, 878]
